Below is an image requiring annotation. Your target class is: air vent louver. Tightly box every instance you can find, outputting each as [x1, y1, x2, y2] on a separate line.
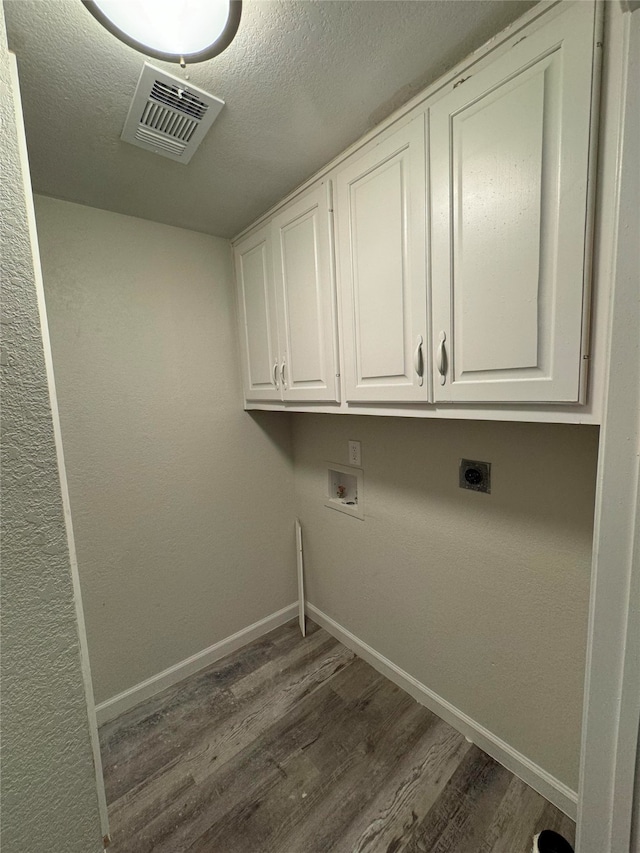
[121, 63, 224, 164]
[140, 102, 199, 143]
[149, 81, 209, 120]
[134, 127, 187, 156]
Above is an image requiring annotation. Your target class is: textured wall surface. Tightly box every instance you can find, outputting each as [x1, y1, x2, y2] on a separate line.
[0, 12, 104, 853]
[292, 414, 599, 790]
[34, 196, 296, 704]
[5, 1, 533, 238]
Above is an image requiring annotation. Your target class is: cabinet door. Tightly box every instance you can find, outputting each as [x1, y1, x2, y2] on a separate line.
[234, 224, 281, 402]
[272, 182, 339, 403]
[430, 2, 597, 403]
[336, 116, 429, 403]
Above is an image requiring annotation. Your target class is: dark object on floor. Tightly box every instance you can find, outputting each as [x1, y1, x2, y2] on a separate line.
[534, 829, 575, 853]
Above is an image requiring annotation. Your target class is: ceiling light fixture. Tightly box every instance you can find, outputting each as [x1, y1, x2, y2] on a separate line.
[82, 0, 242, 65]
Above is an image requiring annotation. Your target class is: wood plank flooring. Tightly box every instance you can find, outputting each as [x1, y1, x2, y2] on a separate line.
[99, 620, 575, 853]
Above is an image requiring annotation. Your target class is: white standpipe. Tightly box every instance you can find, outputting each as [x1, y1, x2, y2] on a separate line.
[295, 519, 306, 637]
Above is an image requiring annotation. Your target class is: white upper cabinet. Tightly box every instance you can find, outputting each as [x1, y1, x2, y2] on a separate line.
[430, 1, 597, 403]
[234, 223, 281, 402]
[335, 116, 429, 403]
[235, 1, 603, 420]
[234, 182, 339, 404]
[272, 182, 339, 403]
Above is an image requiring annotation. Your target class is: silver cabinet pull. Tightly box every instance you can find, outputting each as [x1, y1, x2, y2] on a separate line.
[273, 361, 280, 390]
[414, 335, 424, 387]
[437, 331, 447, 386]
[280, 359, 287, 389]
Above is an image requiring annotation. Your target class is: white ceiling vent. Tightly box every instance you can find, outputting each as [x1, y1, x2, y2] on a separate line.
[121, 63, 224, 164]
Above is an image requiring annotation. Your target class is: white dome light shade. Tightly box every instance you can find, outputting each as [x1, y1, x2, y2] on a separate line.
[83, 0, 242, 63]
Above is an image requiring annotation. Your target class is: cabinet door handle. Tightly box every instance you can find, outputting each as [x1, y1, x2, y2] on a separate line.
[414, 335, 424, 387]
[436, 331, 447, 386]
[273, 361, 280, 390]
[280, 359, 287, 389]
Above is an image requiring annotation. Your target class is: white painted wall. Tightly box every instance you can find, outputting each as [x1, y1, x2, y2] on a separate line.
[0, 11, 104, 850]
[34, 196, 297, 705]
[292, 413, 599, 791]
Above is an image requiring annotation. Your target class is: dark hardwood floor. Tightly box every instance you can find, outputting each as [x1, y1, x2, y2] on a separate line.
[99, 620, 575, 852]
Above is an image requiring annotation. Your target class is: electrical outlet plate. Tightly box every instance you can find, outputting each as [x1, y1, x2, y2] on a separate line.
[325, 462, 364, 519]
[459, 459, 491, 494]
[348, 440, 361, 466]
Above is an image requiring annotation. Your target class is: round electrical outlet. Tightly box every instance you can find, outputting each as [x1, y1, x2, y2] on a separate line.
[464, 467, 483, 486]
[459, 459, 491, 494]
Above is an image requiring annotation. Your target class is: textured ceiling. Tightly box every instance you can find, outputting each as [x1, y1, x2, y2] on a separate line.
[5, 0, 535, 238]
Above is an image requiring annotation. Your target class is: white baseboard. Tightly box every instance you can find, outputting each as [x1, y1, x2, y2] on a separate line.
[95, 603, 298, 725]
[306, 603, 578, 820]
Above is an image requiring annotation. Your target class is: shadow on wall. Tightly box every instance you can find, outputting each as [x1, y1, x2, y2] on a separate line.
[248, 410, 295, 464]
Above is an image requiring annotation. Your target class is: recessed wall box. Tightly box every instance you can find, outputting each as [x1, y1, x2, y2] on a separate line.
[325, 462, 364, 519]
